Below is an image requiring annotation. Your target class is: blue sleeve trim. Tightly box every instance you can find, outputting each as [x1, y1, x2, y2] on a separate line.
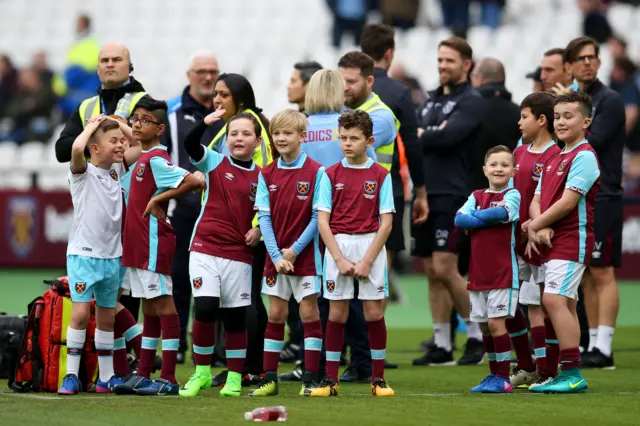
[258, 211, 282, 263]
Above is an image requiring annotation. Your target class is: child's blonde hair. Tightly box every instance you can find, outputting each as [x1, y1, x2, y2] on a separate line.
[270, 109, 308, 135]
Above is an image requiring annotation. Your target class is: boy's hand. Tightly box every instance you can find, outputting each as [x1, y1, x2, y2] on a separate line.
[536, 228, 554, 248]
[245, 227, 261, 247]
[521, 219, 531, 234]
[143, 199, 165, 221]
[205, 109, 226, 125]
[281, 248, 297, 264]
[85, 114, 106, 132]
[336, 257, 355, 277]
[552, 82, 572, 96]
[275, 259, 294, 274]
[525, 240, 540, 257]
[353, 261, 371, 280]
[193, 171, 206, 190]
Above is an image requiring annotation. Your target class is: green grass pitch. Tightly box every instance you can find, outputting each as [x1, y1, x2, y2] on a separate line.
[1, 270, 639, 425]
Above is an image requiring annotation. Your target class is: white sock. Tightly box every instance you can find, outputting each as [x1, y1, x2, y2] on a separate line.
[433, 322, 452, 352]
[465, 320, 482, 341]
[595, 325, 615, 357]
[588, 328, 598, 352]
[66, 327, 86, 376]
[95, 329, 115, 382]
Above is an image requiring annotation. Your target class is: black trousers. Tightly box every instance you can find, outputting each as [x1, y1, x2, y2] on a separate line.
[119, 295, 140, 322]
[286, 298, 303, 346]
[245, 242, 269, 374]
[170, 213, 197, 353]
[332, 16, 366, 48]
[298, 284, 372, 376]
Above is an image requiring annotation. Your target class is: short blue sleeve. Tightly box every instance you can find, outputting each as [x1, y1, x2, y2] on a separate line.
[535, 172, 543, 195]
[502, 190, 521, 223]
[566, 151, 600, 195]
[254, 173, 270, 212]
[368, 108, 397, 149]
[314, 172, 332, 212]
[191, 147, 224, 173]
[312, 167, 325, 208]
[149, 157, 188, 190]
[458, 193, 477, 215]
[379, 174, 395, 214]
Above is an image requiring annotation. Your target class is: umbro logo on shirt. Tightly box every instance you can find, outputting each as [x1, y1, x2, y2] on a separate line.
[269, 184, 277, 192]
[225, 173, 234, 180]
[335, 183, 344, 190]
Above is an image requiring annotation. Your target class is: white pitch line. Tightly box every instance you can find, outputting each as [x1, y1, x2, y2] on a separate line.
[0, 393, 64, 400]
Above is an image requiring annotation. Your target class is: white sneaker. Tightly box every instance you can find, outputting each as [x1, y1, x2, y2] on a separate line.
[510, 367, 539, 387]
[528, 375, 553, 391]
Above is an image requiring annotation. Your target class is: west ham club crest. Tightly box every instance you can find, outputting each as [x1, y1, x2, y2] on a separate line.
[297, 181, 310, 200]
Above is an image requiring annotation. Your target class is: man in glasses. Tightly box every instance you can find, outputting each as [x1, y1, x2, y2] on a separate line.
[161, 50, 220, 363]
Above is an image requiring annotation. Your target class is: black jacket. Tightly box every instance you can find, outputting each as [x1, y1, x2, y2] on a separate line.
[160, 86, 216, 219]
[418, 82, 484, 197]
[54, 77, 149, 163]
[372, 67, 425, 197]
[585, 79, 626, 199]
[472, 83, 521, 190]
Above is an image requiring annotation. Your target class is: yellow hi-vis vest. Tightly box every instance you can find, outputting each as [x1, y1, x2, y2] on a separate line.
[206, 109, 273, 168]
[356, 93, 400, 171]
[78, 92, 148, 127]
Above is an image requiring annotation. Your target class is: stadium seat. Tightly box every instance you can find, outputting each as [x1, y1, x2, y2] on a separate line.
[1, 172, 32, 190]
[16, 142, 46, 173]
[1, 0, 637, 127]
[0, 142, 18, 171]
[38, 170, 69, 191]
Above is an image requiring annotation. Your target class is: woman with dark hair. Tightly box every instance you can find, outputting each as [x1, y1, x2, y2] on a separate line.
[206, 73, 274, 166]
[192, 73, 273, 387]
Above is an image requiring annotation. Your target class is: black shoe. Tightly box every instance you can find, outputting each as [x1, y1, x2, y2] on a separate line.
[152, 355, 162, 373]
[384, 360, 398, 369]
[300, 370, 319, 385]
[339, 365, 371, 383]
[412, 347, 455, 366]
[419, 338, 436, 352]
[212, 370, 228, 387]
[419, 337, 457, 352]
[127, 353, 138, 374]
[278, 361, 304, 382]
[280, 341, 300, 363]
[457, 338, 485, 366]
[581, 348, 615, 370]
[176, 350, 186, 365]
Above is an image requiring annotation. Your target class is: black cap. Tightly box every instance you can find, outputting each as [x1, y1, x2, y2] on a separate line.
[526, 67, 542, 82]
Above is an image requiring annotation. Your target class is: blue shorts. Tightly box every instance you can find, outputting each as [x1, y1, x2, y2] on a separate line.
[67, 255, 121, 308]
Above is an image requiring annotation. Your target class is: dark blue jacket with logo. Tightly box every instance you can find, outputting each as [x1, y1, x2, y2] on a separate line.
[161, 86, 220, 220]
[418, 82, 484, 197]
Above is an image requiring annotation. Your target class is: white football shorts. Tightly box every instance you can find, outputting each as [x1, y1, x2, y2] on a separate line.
[542, 259, 586, 300]
[323, 233, 388, 301]
[189, 251, 252, 308]
[262, 274, 321, 303]
[470, 288, 519, 323]
[124, 267, 173, 299]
